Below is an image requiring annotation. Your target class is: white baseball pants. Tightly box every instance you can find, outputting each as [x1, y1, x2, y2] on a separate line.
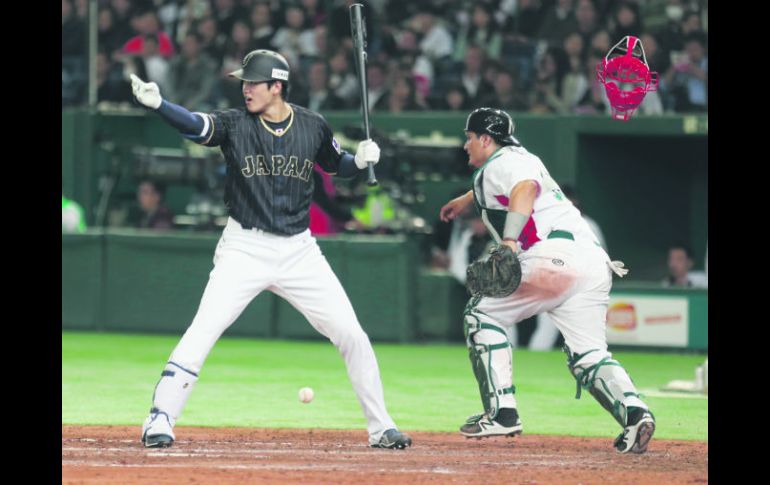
[164, 217, 396, 440]
[469, 238, 631, 409]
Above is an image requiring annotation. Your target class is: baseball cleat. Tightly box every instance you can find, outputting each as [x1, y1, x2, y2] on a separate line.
[371, 428, 412, 449]
[144, 434, 174, 448]
[614, 406, 655, 454]
[460, 408, 523, 438]
[141, 410, 176, 448]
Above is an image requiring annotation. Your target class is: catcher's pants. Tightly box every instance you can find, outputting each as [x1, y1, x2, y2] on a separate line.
[165, 217, 397, 440]
[470, 238, 619, 408]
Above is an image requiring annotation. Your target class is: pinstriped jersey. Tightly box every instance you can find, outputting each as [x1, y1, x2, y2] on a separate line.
[196, 103, 345, 235]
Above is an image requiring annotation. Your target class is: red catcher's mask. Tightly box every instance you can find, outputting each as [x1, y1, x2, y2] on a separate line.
[596, 36, 659, 121]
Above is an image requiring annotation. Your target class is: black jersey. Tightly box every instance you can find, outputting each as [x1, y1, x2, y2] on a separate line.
[197, 103, 346, 235]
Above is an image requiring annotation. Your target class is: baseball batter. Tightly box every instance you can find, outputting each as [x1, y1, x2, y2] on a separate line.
[131, 50, 411, 450]
[440, 108, 655, 454]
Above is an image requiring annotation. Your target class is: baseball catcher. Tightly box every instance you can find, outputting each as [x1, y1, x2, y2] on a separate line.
[440, 107, 655, 454]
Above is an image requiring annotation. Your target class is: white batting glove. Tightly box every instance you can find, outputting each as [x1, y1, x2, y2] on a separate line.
[354, 139, 380, 169]
[130, 74, 163, 109]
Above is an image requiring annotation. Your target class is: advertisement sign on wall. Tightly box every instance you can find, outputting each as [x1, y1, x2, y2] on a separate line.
[606, 295, 689, 347]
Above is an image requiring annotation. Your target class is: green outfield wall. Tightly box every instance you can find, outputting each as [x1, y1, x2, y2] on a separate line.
[62, 109, 707, 281]
[62, 231, 707, 350]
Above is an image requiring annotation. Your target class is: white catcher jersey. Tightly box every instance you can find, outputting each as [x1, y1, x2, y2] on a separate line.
[471, 145, 601, 251]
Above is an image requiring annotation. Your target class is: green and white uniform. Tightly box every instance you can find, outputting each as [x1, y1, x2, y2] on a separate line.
[464, 144, 649, 428]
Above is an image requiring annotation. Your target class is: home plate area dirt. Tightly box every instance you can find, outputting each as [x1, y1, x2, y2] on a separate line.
[62, 426, 707, 484]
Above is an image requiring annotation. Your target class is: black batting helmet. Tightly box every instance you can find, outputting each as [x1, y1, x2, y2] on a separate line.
[228, 49, 290, 83]
[464, 107, 521, 146]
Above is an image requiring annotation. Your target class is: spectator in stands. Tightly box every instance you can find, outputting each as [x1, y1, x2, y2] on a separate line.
[662, 244, 708, 288]
[196, 16, 226, 69]
[506, 0, 547, 42]
[575, 0, 601, 49]
[305, 24, 329, 61]
[482, 60, 503, 91]
[328, 48, 359, 107]
[529, 47, 569, 114]
[250, 1, 275, 50]
[610, 1, 643, 42]
[574, 49, 611, 115]
[395, 28, 435, 99]
[556, 32, 590, 113]
[270, 4, 313, 68]
[293, 61, 347, 111]
[538, 0, 578, 48]
[478, 69, 530, 112]
[140, 35, 170, 94]
[96, 51, 133, 105]
[653, 0, 687, 59]
[640, 31, 669, 75]
[166, 32, 218, 111]
[135, 180, 174, 231]
[301, 0, 327, 28]
[437, 83, 470, 111]
[459, 45, 494, 108]
[453, 4, 503, 64]
[109, 0, 136, 46]
[409, 8, 454, 73]
[380, 75, 427, 113]
[366, 61, 389, 112]
[63, 0, 87, 105]
[212, 0, 248, 42]
[681, 9, 704, 37]
[564, 31, 585, 74]
[590, 29, 611, 58]
[220, 19, 255, 107]
[62, 0, 85, 57]
[122, 9, 175, 59]
[98, 6, 127, 60]
[74, 0, 87, 19]
[664, 31, 707, 113]
[155, 0, 185, 43]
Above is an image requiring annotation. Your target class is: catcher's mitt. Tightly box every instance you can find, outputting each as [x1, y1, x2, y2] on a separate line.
[466, 245, 522, 298]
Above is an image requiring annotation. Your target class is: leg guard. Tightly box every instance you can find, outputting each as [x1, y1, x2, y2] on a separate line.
[149, 361, 199, 424]
[563, 345, 646, 427]
[464, 297, 516, 419]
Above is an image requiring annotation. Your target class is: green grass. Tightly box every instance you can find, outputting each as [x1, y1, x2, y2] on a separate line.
[62, 331, 707, 441]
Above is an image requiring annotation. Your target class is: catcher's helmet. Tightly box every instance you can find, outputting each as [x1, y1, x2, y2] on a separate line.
[464, 108, 521, 146]
[228, 49, 290, 83]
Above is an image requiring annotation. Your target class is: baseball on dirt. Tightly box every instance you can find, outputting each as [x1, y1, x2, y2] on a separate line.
[298, 387, 314, 403]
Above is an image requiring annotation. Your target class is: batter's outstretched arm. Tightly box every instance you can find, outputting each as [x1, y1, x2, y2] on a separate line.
[130, 74, 209, 142]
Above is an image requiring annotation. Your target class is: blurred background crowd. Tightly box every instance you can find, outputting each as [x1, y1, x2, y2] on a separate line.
[62, 0, 708, 115]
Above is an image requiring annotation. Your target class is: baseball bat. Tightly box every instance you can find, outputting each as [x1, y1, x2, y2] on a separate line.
[349, 3, 378, 186]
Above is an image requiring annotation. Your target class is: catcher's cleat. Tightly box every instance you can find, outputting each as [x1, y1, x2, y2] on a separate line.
[614, 406, 655, 454]
[141, 410, 176, 448]
[371, 428, 412, 449]
[460, 408, 523, 438]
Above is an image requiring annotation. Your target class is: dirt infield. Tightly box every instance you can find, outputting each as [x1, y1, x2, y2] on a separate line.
[62, 425, 707, 484]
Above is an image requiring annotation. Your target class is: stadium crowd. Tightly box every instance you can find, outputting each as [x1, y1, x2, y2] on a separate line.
[62, 0, 707, 114]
